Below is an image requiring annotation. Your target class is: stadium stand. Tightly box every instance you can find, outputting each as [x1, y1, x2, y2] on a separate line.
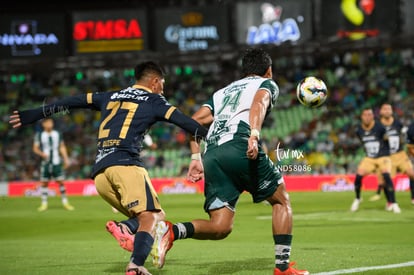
[2, 49, 414, 181]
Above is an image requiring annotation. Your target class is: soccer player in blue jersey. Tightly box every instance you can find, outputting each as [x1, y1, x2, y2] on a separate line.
[152, 48, 309, 275]
[369, 104, 414, 206]
[9, 61, 208, 275]
[350, 107, 401, 213]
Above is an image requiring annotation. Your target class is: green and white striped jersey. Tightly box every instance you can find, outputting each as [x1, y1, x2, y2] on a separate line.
[203, 76, 279, 148]
[34, 130, 63, 165]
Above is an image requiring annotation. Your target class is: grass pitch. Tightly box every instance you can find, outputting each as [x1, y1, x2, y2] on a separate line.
[1, 191, 414, 274]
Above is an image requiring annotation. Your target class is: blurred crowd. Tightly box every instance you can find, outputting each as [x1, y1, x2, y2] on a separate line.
[1, 48, 414, 181]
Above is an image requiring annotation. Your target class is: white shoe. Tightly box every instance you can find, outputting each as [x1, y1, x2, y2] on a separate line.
[151, 221, 173, 269]
[38, 202, 48, 212]
[350, 198, 361, 212]
[125, 263, 152, 275]
[390, 203, 401, 214]
[385, 202, 392, 211]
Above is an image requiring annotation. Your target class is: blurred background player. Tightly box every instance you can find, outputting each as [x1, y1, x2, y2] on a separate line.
[350, 107, 400, 213]
[370, 104, 414, 206]
[406, 120, 414, 204]
[33, 118, 74, 211]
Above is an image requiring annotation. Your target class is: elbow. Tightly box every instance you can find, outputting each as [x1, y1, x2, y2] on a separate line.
[191, 113, 203, 124]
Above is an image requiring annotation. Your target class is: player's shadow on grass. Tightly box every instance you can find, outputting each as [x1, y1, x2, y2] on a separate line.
[192, 257, 271, 274]
[104, 258, 271, 274]
[105, 262, 128, 273]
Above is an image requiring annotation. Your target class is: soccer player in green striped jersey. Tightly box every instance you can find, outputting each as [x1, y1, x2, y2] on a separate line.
[33, 117, 74, 211]
[154, 48, 309, 275]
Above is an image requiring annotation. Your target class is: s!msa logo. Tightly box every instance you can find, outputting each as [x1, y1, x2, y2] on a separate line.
[72, 17, 145, 53]
[0, 20, 59, 56]
[73, 19, 143, 40]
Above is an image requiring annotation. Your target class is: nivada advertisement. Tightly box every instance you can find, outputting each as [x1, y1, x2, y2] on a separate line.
[0, 14, 66, 58]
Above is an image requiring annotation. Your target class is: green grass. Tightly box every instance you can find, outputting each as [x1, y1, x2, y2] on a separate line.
[1, 191, 414, 274]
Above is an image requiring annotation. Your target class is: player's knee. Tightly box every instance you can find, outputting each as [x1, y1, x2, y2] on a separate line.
[206, 220, 233, 240]
[156, 209, 166, 222]
[212, 226, 232, 240]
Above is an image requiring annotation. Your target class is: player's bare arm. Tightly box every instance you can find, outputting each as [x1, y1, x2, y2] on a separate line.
[32, 142, 48, 160]
[186, 106, 213, 182]
[59, 141, 71, 169]
[247, 89, 271, 160]
[192, 106, 214, 128]
[407, 144, 414, 157]
[187, 134, 205, 183]
[189, 106, 213, 153]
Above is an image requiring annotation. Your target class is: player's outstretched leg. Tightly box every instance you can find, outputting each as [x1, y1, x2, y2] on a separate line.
[151, 220, 174, 269]
[106, 220, 135, 252]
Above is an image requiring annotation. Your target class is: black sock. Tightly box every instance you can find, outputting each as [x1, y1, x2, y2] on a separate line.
[410, 178, 414, 200]
[383, 186, 390, 202]
[122, 217, 139, 233]
[274, 234, 292, 271]
[130, 231, 153, 266]
[173, 222, 195, 240]
[376, 185, 382, 195]
[382, 173, 396, 203]
[354, 175, 363, 199]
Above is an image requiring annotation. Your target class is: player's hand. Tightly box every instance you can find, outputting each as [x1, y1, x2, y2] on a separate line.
[9, 111, 22, 128]
[246, 136, 259, 160]
[41, 153, 49, 160]
[186, 159, 204, 182]
[63, 158, 71, 169]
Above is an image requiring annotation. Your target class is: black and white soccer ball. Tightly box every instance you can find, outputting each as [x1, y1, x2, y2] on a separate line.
[296, 76, 328, 108]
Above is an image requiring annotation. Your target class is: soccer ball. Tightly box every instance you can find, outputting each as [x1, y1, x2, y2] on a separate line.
[296, 76, 328, 108]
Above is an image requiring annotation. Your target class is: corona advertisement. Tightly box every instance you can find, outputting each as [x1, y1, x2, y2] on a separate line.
[154, 6, 230, 52]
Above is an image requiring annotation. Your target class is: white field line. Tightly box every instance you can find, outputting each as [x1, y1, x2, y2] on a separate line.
[312, 261, 414, 274]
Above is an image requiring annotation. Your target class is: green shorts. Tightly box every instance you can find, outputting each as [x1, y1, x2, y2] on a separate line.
[203, 139, 283, 212]
[40, 163, 64, 181]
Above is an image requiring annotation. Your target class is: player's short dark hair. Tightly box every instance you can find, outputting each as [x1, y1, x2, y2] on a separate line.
[361, 107, 373, 114]
[241, 48, 272, 77]
[41, 117, 54, 123]
[134, 61, 165, 80]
